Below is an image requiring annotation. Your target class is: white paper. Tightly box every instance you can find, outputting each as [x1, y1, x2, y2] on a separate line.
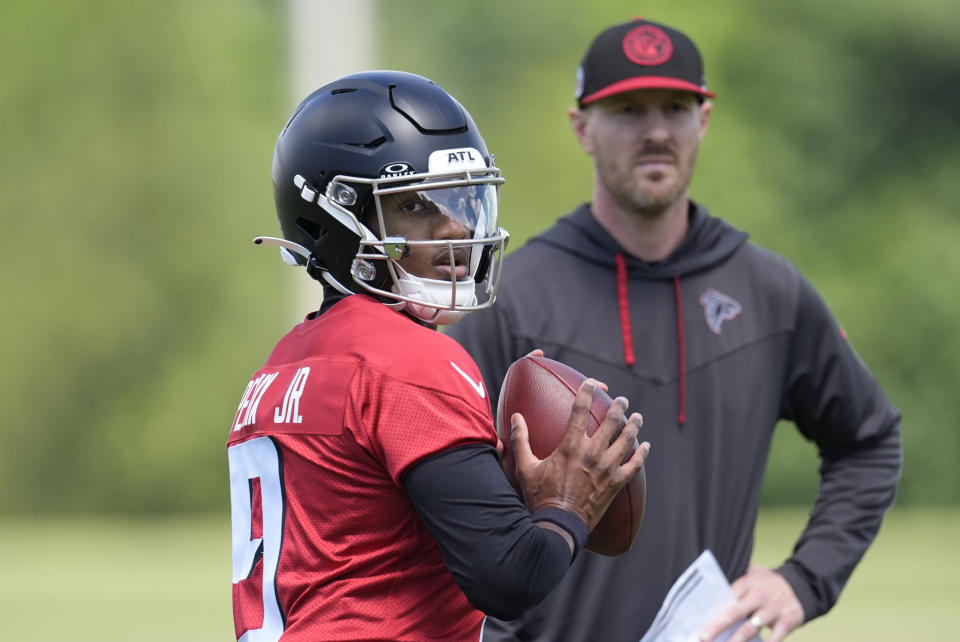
[638, 550, 760, 642]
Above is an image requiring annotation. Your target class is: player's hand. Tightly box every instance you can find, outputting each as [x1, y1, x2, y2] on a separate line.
[699, 564, 804, 642]
[495, 351, 544, 460]
[510, 378, 649, 530]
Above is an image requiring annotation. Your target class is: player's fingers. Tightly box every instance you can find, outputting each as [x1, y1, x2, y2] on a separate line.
[616, 416, 649, 477]
[600, 409, 639, 465]
[594, 395, 630, 448]
[562, 379, 597, 443]
[509, 412, 539, 472]
[612, 411, 643, 448]
[619, 441, 650, 483]
[525, 348, 545, 358]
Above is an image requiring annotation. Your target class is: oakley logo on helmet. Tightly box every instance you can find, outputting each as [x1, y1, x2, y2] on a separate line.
[699, 288, 742, 334]
[379, 162, 416, 178]
[428, 147, 486, 173]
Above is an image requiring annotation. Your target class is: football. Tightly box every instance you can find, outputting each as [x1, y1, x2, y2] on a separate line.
[496, 355, 646, 555]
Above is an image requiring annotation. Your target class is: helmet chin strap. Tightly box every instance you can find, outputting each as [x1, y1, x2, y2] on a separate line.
[391, 263, 477, 325]
[253, 234, 482, 325]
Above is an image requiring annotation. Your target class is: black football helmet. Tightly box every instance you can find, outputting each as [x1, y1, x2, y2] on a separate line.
[258, 70, 508, 324]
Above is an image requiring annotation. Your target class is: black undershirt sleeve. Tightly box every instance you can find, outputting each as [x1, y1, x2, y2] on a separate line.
[403, 443, 573, 620]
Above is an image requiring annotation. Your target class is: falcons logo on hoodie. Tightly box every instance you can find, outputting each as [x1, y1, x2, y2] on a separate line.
[699, 289, 742, 334]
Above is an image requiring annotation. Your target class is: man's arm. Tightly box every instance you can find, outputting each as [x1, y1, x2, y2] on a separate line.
[702, 276, 902, 642]
[778, 276, 902, 619]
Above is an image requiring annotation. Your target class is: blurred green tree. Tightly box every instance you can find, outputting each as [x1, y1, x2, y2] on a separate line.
[1, 0, 956, 513]
[0, 0, 290, 513]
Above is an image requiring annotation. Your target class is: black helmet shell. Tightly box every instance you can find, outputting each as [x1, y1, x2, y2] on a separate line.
[270, 71, 493, 291]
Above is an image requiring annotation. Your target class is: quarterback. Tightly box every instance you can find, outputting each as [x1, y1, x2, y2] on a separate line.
[226, 71, 649, 641]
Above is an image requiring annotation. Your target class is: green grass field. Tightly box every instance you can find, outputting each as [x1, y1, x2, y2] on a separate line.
[1, 507, 955, 641]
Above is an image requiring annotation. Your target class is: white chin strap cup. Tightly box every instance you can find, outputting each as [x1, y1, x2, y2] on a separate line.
[393, 273, 477, 325]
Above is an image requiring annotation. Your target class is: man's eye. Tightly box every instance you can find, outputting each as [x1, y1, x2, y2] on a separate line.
[400, 199, 428, 214]
[667, 99, 695, 115]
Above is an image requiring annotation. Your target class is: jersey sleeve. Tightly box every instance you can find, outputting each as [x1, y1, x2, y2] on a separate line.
[445, 292, 526, 402]
[350, 357, 498, 484]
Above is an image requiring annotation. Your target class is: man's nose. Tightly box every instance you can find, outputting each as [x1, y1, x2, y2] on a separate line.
[641, 112, 671, 143]
[433, 211, 469, 240]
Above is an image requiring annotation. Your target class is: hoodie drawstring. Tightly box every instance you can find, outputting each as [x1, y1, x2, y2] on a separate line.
[673, 276, 687, 426]
[614, 253, 687, 426]
[615, 254, 636, 366]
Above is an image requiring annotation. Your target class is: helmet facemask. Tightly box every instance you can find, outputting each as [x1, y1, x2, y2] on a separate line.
[336, 164, 508, 325]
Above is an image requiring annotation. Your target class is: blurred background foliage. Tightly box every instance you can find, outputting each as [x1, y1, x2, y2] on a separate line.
[1, 0, 957, 515]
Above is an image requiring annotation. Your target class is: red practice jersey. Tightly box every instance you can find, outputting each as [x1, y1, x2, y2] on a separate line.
[227, 295, 498, 641]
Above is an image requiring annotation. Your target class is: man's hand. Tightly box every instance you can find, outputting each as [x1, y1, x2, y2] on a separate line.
[699, 564, 804, 642]
[510, 378, 649, 530]
[496, 349, 546, 459]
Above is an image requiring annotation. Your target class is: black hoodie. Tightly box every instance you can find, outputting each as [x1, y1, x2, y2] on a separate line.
[447, 202, 902, 641]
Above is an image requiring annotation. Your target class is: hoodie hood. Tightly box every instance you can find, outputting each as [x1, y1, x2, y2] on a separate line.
[529, 201, 748, 278]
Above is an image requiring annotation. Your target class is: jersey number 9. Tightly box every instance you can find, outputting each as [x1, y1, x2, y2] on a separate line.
[228, 436, 286, 642]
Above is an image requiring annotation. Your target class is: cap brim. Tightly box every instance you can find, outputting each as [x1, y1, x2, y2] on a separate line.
[580, 77, 716, 105]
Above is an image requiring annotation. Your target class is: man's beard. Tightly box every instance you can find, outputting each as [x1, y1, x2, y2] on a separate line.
[597, 148, 698, 218]
[613, 176, 687, 218]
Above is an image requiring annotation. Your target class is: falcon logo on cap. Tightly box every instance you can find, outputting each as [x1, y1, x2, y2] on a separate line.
[576, 18, 716, 107]
[622, 25, 673, 66]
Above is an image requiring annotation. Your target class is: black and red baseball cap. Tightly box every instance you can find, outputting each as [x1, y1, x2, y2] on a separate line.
[575, 17, 716, 107]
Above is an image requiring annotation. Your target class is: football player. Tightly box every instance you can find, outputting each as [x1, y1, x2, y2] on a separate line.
[226, 71, 649, 641]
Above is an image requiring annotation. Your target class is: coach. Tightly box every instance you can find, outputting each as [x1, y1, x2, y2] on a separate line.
[448, 17, 902, 642]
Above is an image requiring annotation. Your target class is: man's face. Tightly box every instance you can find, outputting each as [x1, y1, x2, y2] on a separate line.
[572, 89, 711, 216]
[377, 190, 471, 281]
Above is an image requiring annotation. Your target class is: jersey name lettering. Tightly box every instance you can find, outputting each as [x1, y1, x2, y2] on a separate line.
[274, 367, 310, 424]
[233, 372, 279, 431]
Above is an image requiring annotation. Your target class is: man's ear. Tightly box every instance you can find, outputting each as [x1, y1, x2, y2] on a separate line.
[569, 106, 594, 155]
[698, 100, 713, 141]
